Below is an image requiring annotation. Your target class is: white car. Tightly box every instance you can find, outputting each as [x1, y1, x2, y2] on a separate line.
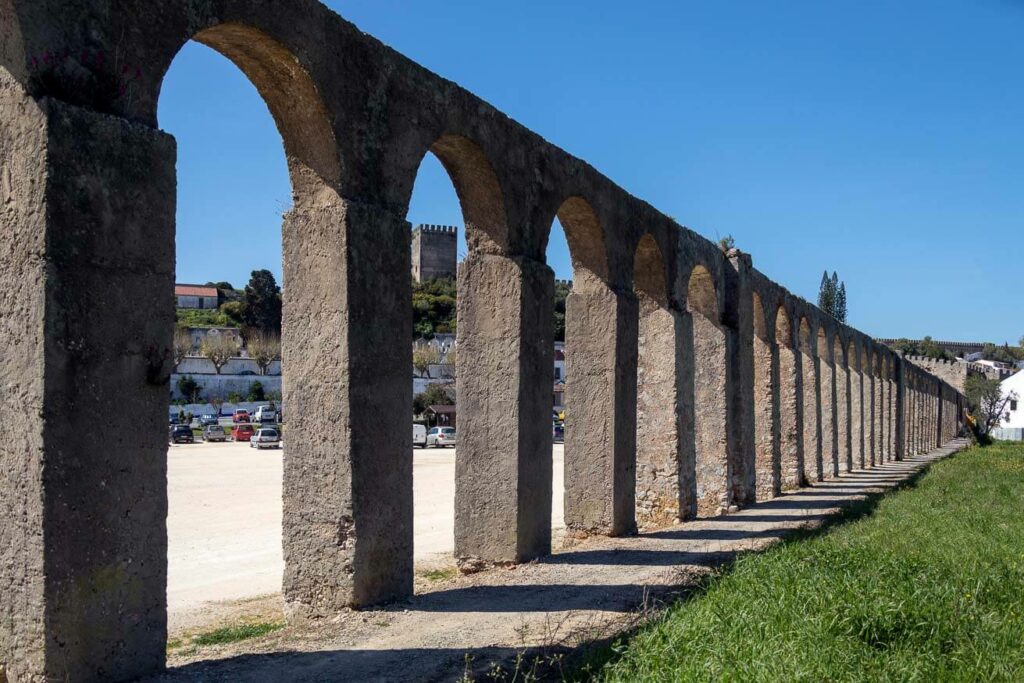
[254, 405, 278, 424]
[413, 424, 427, 448]
[250, 427, 281, 449]
[426, 427, 457, 448]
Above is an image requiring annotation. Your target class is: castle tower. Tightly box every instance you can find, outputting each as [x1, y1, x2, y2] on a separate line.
[411, 224, 458, 282]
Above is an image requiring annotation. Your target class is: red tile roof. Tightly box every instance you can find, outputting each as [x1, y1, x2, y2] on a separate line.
[175, 284, 219, 298]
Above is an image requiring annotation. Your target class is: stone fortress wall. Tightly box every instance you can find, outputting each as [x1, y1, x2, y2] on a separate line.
[903, 355, 1008, 394]
[0, 2, 967, 680]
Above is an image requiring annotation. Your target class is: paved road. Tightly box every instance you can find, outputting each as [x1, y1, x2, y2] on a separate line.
[167, 442, 565, 617]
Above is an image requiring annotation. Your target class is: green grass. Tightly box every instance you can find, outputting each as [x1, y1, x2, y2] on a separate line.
[420, 567, 458, 582]
[171, 621, 284, 650]
[579, 442, 1024, 682]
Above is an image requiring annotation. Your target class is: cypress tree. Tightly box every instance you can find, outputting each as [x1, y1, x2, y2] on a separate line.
[817, 270, 835, 316]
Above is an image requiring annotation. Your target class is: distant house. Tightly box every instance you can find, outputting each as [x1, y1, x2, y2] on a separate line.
[426, 404, 457, 428]
[175, 284, 219, 310]
[999, 371, 1024, 430]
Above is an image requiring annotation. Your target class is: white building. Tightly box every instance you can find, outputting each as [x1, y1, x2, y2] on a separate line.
[998, 371, 1024, 430]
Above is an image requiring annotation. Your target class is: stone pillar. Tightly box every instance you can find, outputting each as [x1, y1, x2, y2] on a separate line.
[888, 372, 897, 459]
[564, 286, 639, 536]
[778, 341, 801, 489]
[1, 92, 173, 681]
[895, 356, 906, 461]
[874, 361, 884, 464]
[835, 355, 851, 472]
[636, 301, 688, 527]
[820, 352, 837, 478]
[866, 370, 876, 466]
[799, 347, 821, 482]
[878, 366, 889, 462]
[282, 198, 413, 615]
[850, 359, 864, 469]
[936, 383, 944, 447]
[752, 333, 778, 499]
[456, 253, 554, 564]
[693, 311, 731, 515]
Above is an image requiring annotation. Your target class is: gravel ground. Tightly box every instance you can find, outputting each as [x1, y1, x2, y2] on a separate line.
[148, 440, 966, 682]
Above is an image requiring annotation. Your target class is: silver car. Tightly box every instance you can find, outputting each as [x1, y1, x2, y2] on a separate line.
[250, 427, 281, 450]
[425, 427, 457, 448]
[203, 424, 228, 442]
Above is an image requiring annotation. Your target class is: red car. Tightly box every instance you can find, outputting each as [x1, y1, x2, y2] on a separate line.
[232, 409, 251, 424]
[232, 424, 255, 442]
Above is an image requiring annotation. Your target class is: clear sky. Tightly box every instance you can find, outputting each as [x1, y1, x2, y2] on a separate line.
[159, 0, 1024, 345]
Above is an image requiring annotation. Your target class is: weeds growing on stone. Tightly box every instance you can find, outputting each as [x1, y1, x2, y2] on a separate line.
[579, 442, 1024, 681]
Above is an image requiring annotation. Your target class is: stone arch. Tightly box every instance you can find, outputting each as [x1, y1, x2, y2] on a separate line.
[775, 306, 799, 489]
[159, 23, 341, 198]
[427, 135, 509, 256]
[686, 264, 730, 515]
[555, 196, 609, 290]
[156, 26, 400, 624]
[687, 264, 719, 322]
[634, 234, 681, 526]
[750, 292, 777, 499]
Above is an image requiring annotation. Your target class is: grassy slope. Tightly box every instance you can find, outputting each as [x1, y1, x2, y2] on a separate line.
[590, 443, 1024, 682]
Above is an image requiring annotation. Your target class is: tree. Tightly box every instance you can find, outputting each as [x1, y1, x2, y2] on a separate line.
[834, 281, 847, 323]
[176, 375, 202, 403]
[412, 277, 457, 339]
[965, 374, 1016, 436]
[980, 342, 1023, 365]
[817, 271, 835, 316]
[242, 269, 282, 333]
[553, 280, 571, 342]
[717, 234, 736, 253]
[200, 333, 239, 374]
[413, 383, 454, 415]
[207, 390, 226, 418]
[412, 344, 441, 378]
[443, 345, 457, 378]
[818, 271, 847, 322]
[247, 332, 281, 375]
[247, 381, 266, 402]
[173, 328, 193, 370]
[219, 300, 246, 327]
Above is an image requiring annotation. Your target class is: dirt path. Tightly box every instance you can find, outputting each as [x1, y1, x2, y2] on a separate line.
[167, 443, 565, 632]
[150, 440, 966, 682]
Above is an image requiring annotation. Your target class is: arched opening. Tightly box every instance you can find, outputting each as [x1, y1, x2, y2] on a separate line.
[848, 341, 864, 468]
[776, 307, 800, 490]
[797, 318, 819, 483]
[405, 149, 464, 586]
[818, 327, 837, 479]
[634, 234, 680, 527]
[833, 336, 851, 472]
[688, 265, 730, 515]
[553, 198, 636, 537]
[751, 293, 778, 500]
[158, 25, 340, 639]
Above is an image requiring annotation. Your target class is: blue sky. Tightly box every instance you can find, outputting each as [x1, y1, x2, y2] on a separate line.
[159, 0, 1024, 344]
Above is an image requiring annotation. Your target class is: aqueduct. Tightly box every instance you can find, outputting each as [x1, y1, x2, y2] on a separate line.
[0, 1, 966, 680]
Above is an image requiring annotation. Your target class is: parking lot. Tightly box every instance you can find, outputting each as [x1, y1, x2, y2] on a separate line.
[167, 441, 565, 617]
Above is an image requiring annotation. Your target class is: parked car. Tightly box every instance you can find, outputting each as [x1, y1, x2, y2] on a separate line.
[250, 427, 281, 449]
[413, 423, 427, 448]
[426, 427, 457, 448]
[553, 422, 565, 443]
[200, 414, 219, 427]
[254, 405, 277, 424]
[231, 424, 255, 442]
[232, 409, 251, 424]
[203, 424, 228, 442]
[169, 424, 194, 444]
